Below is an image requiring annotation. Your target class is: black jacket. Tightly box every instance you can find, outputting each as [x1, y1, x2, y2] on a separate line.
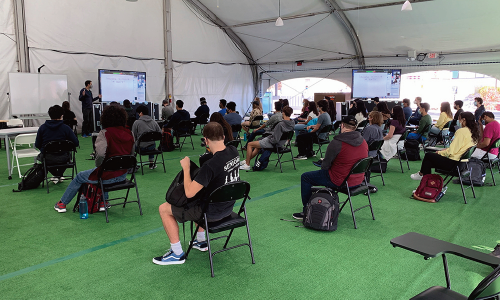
[35, 120, 79, 152]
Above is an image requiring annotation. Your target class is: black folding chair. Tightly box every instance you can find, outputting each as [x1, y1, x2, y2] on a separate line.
[248, 115, 264, 130]
[42, 140, 77, 194]
[313, 124, 333, 158]
[482, 138, 500, 186]
[135, 131, 166, 175]
[254, 131, 296, 173]
[185, 181, 255, 277]
[356, 119, 368, 132]
[231, 124, 245, 158]
[368, 140, 385, 186]
[397, 130, 410, 173]
[332, 120, 341, 135]
[96, 155, 142, 223]
[427, 121, 452, 147]
[174, 120, 194, 151]
[435, 146, 476, 204]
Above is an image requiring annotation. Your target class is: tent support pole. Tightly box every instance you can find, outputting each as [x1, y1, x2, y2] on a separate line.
[12, 0, 29, 72]
[163, 0, 173, 101]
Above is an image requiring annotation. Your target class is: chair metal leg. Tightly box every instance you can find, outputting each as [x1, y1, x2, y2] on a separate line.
[489, 160, 496, 186]
[139, 154, 144, 175]
[378, 160, 385, 186]
[442, 254, 451, 289]
[243, 206, 256, 264]
[189, 135, 194, 150]
[277, 152, 283, 173]
[223, 228, 235, 249]
[122, 188, 131, 208]
[290, 148, 296, 170]
[204, 217, 215, 277]
[365, 179, 375, 220]
[456, 166, 468, 204]
[161, 152, 166, 173]
[398, 149, 404, 173]
[185, 223, 200, 259]
[466, 162, 476, 198]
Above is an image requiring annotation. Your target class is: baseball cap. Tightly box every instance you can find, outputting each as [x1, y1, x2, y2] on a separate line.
[342, 115, 357, 127]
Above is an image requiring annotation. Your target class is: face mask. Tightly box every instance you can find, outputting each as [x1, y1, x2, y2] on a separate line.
[474, 101, 477, 106]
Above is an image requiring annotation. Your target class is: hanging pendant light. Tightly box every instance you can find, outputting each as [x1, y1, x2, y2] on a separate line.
[275, 0, 284, 26]
[401, 0, 412, 11]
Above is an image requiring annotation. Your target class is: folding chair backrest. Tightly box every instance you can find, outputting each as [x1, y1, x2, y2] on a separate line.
[490, 138, 500, 152]
[99, 155, 137, 175]
[174, 120, 192, 134]
[421, 124, 432, 136]
[443, 121, 452, 129]
[225, 140, 240, 148]
[399, 130, 409, 142]
[280, 130, 294, 141]
[460, 146, 476, 161]
[468, 265, 500, 300]
[14, 133, 37, 146]
[253, 115, 264, 122]
[357, 119, 368, 128]
[319, 124, 333, 134]
[231, 124, 242, 133]
[137, 131, 162, 143]
[7, 119, 24, 128]
[368, 140, 384, 152]
[208, 181, 251, 204]
[340, 157, 373, 187]
[44, 140, 77, 154]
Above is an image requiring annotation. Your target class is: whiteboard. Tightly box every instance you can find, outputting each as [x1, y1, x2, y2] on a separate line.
[8, 73, 68, 116]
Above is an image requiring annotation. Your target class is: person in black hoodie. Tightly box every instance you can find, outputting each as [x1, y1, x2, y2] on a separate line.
[35, 105, 79, 183]
[163, 100, 191, 144]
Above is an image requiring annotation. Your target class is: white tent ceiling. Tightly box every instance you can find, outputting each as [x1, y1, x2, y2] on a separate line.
[0, 0, 499, 120]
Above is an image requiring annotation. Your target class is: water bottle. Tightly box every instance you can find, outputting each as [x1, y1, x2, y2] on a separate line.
[79, 195, 89, 219]
[435, 186, 448, 202]
[243, 133, 247, 141]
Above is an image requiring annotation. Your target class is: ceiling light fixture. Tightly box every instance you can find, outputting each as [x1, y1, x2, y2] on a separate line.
[275, 0, 284, 27]
[401, 0, 412, 11]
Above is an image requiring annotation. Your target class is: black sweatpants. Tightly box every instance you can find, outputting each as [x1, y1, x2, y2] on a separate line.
[420, 152, 455, 175]
[297, 132, 318, 157]
[82, 108, 93, 135]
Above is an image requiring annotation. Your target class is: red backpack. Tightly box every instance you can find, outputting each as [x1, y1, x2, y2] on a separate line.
[74, 183, 103, 214]
[160, 132, 175, 152]
[412, 174, 444, 203]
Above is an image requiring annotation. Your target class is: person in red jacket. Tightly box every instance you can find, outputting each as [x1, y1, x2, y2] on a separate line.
[54, 105, 135, 213]
[292, 115, 368, 220]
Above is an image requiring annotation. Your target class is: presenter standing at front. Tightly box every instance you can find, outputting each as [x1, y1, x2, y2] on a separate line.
[79, 80, 101, 138]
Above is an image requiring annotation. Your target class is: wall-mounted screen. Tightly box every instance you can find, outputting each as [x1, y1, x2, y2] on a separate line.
[351, 69, 401, 98]
[98, 69, 146, 102]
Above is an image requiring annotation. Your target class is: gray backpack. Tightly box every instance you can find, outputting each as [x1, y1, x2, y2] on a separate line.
[303, 189, 339, 231]
[458, 157, 486, 187]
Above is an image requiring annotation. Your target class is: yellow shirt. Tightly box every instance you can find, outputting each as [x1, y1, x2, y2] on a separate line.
[439, 127, 475, 161]
[435, 112, 453, 129]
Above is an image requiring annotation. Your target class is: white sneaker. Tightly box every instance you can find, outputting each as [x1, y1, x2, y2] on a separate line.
[50, 177, 60, 184]
[410, 172, 423, 181]
[239, 163, 251, 171]
[240, 160, 246, 166]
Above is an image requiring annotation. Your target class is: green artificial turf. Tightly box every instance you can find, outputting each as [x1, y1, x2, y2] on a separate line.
[0, 130, 499, 299]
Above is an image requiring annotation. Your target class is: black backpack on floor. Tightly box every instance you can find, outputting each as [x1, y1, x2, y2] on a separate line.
[253, 149, 272, 171]
[13, 163, 45, 192]
[303, 189, 339, 231]
[402, 139, 421, 161]
[457, 157, 486, 186]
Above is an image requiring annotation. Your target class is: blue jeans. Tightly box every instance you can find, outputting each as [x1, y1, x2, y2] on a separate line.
[301, 169, 340, 212]
[60, 168, 127, 205]
[295, 124, 307, 138]
[407, 133, 427, 143]
[137, 144, 156, 161]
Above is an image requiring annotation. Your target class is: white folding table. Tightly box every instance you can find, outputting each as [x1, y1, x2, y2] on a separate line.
[0, 127, 39, 179]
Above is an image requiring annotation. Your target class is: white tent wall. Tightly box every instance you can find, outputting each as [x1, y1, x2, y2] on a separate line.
[29, 49, 166, 128]
[0, 0, 18, 120]
[171, 0, 254, 114]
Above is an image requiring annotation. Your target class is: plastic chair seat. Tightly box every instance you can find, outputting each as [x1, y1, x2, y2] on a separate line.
[102, 179, 135, 192]
[203, 212, 247, 233]
[410, 286, 467, 300]
[13, 148, 40, 158]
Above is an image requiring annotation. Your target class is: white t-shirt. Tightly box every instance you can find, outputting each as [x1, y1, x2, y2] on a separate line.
[308, 111, 318, 119]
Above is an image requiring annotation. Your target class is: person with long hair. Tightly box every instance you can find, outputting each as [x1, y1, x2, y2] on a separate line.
[376, 102, 392, 121]
[411, 112, 479, 180]
[54, 105, 135, 213]
[62, 101, 77, 128]
[429, 102, 453, 135]
[380, 106, 407, 160]
[295, 101, 319, 136]
[326, 97, 337, 122]
[296, 99, 310, 122]
[350, 99, 367, 124]
[242, 100, 263, 133]
[209, 112, 233, 143]
[362, 111, 384, 157]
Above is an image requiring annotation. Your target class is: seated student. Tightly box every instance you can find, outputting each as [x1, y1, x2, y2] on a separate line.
[191, 99, 210, 129]
[254, 97, 263, 113]
[429, 102, 453, 135]
[292, 115, 368, 220]
[35, 105, 80, 184]
[246, 101, 283, 145]
[123, 99, 136, 129]
[474, 97, 486, 122]
[218, 99, 227, 115]
[295, 99, 310, 123]
[371, 97, 380, 109]
[54, 105, 135, 213]
[402, 98, 412, 122]
[408, 97, 423, 125]
[223, 101, 243, 126]
[327, 97, 337, 122]
[239, 106, 295, 170]
[449, 100, 464, 134]
[161, 99, 175, 121]
[472, 111, 500, 160]
[294, 101, 319, 137]
[153, 122, 240, 265]
[375, 102, 392, 121]
[349, 99, 368, 125]
[132, 105, 162, 170]
[410, 112, 479, 180]
[163, 100, 191, 143]
[294, 100, 332, 160]
[407, 102, 432, 143]
[362, 111, 384, 158]
[62, 101, 77, 128]
[242, 101, 263, 134]
[380, 106, 406, 160]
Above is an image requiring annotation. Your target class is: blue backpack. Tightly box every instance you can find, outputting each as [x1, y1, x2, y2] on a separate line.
[253, 149, 272, 171]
